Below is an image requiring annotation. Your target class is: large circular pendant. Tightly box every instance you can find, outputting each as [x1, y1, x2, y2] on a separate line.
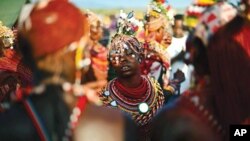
[138, 102, 149, 114]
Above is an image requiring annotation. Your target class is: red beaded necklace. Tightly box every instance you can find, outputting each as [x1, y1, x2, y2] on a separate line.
[114, 77, 148, 99]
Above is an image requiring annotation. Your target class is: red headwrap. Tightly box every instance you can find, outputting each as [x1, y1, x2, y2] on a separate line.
[21, 0, 87, 58]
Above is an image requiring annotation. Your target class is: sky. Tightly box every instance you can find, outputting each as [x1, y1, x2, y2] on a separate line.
[71, 0, 194, 9]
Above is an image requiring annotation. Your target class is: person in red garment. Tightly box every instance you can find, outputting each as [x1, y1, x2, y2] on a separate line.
[0, 21, 31, 111]
[207, 0, 250, 134]
[152, 1, 243, 141]
[81, 11, 108, 92]
[139, 0, 172, 90]
[0, 21, 20, 96]
[0, 1, 138, 141]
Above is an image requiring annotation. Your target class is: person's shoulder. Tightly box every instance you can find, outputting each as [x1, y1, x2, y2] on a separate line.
[144, 75, 157, 86]
[214, 15, 244, 38]
[102, 78, 116, 91]
[183, 33, 189, 40]
[74, 103, 137, 141]
[146, 75, 164, 94]
[145, 75, 156, 82]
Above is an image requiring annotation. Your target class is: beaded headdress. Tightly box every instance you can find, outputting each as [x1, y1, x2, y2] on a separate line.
[147, 0, 168, 18]
[19, 0, 90, 85]
[108, 11, 143, 63]
[145, 0, 170, 32]
[0, 21, 14, 49]
[194, 1, 237, 46]
[20, 0, 87, 59]
[116, 10, 143, 36]
[86, 10, 102, 28]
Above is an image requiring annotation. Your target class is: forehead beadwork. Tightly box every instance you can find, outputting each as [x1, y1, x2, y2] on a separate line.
[108, 11, 143, 64]
[109, 35, 142, 57]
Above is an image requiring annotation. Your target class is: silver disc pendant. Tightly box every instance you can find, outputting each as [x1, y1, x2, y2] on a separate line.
[138, 102, 149, 114]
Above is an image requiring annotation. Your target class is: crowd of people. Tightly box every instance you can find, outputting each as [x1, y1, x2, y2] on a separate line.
[0, 0, 249, 141]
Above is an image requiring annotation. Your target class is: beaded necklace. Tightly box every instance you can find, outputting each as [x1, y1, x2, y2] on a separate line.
[114, 77, 147, 99]
[100, 76, 164, 126]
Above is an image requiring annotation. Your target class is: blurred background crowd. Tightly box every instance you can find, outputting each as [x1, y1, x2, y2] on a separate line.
[0, 0, 249, 141]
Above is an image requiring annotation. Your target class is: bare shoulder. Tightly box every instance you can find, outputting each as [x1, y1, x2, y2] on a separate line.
[73, 104, 125, 141]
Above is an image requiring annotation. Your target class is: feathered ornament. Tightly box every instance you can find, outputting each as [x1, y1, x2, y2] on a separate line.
[146, 0, 169, 20]
[116, 10, 143, 36]
[153, 0, 166, 4]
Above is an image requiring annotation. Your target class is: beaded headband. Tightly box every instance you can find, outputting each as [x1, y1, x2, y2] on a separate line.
[108, 11, 143, 64]
[145, 1, 170, 31]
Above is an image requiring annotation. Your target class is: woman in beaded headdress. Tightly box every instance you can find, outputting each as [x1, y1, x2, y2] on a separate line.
[139, 0, 180, 96]
[0, 21, 19, 96]
[99, 11, 165, 141]
[70, 11, 138, 141]
[81, 10, 108, 92]
[0, 21, 32, 109]
[139, 0, 185, 103]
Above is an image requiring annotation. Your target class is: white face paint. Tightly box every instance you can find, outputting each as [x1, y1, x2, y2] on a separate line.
[114, 56, 119, 64]
[109, 42, 130, 65]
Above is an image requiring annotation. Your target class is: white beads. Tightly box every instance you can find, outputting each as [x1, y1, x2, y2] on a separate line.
[62, 82, 72, 92]
[73, 107, 81, 116]
[110, 101, 117, 107]
[70, 114, 78, 123]
[104, 91, 110, 96]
